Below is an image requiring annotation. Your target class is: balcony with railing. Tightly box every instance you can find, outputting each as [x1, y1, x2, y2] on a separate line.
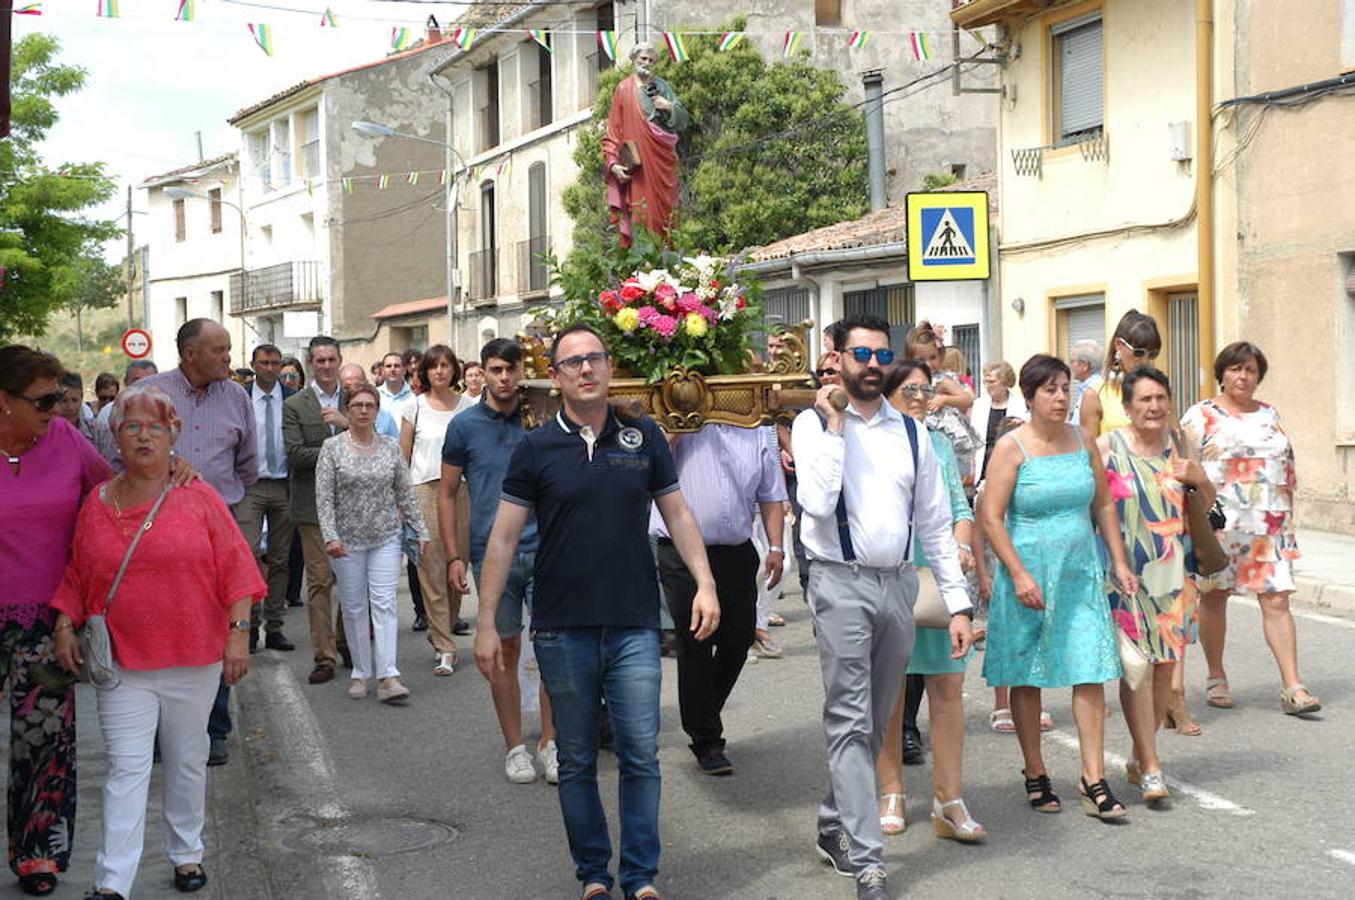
[951, 0, 1045, 27]
[468, 248, 499, 304]
[229, 260, 325, 315]
[517, 235, 551, 297]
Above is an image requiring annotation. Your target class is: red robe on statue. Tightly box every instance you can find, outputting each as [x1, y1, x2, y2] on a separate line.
[602, 75, 681, 247]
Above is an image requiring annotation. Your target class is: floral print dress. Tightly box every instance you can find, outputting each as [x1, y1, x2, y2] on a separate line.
[1181, 399, 1300, 596]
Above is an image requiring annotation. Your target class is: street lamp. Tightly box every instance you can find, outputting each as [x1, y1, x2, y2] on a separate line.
[164, 185, 249, 319]
[351, 120, 465, 351]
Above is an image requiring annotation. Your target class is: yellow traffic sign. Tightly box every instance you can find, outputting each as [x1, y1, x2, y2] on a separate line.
[906, 191, 991, 281]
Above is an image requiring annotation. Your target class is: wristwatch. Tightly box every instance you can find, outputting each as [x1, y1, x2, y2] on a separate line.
[767, 545, 785, 555]
[229, 620, 251, 632]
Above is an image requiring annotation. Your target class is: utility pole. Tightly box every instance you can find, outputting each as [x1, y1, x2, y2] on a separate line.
[125, 184, 135, 328]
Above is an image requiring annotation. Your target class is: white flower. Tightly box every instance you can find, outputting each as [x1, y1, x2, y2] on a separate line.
[683, 254, 720, 277]
[635, 269, 668, 293]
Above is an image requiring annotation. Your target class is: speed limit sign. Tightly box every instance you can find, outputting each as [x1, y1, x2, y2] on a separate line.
[121, 328, 153, 359]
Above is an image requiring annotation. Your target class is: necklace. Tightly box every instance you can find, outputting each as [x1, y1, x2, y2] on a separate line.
[1, 433, 38, 473]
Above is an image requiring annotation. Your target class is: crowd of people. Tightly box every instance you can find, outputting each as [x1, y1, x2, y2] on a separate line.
[0, 303, 1320, 900]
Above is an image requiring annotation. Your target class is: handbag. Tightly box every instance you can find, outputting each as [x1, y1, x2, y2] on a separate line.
[913, 567, 952, 629]
[78, 483, 171, 690]
[1169, 429, 1229, 576]
[1116, 629, 1149, 691]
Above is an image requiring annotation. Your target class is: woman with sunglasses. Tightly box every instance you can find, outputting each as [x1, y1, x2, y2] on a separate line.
[969, 360, 1028, 484]
[1182, 342, 1319, 717]
[0, 346, 113, 896]
[875, 360, 985, 843]
[905, 324, 980, 489]
[1078, 310, 1162, 443]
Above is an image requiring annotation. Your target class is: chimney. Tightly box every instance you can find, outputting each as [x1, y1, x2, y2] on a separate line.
[426, 15, 442, 44]
[862, 70, 887, 212]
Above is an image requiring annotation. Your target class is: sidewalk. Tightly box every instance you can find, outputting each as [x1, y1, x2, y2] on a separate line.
[0, 686, 269, 900]
[1292, 528, 1355, 619]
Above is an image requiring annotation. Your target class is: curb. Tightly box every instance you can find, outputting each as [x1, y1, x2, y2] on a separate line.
[1291, 575, 1355, 621]
[202, 689, 275, 900]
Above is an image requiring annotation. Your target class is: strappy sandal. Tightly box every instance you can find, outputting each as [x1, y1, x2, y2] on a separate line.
[1079, 776, 1128, 821]
[433, 650, 457, 676]
[1205, 677, 1234, 709]
[990, 708, 1016, 733]
[581, 884, 611, 900]
[1164, 692, 1203, 736]
[932, 797, 986, 843]
[1023, 769, 1061, 813]
[1280, 683, 1321, 716]
[879, 792, 907, 835]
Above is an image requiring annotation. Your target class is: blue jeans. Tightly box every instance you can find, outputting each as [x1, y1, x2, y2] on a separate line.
[533, 627, 661, 895]
[207, 678, 230, 741]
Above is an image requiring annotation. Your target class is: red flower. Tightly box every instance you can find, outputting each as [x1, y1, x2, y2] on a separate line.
[655, 283, 679, 311]
[620, 283, 647, 303]
[735, 297, 747, 310]
[599, 290, 622, 313]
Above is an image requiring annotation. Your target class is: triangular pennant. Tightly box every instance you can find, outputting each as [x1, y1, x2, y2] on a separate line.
[175, 0, 195, 22]
[249, 24, 274, 57]
[849, 30, 870, 50]
[597, 30, 618, 62]
[909, 31, 932, 61]
[97, 0, 119, 18]
[663, 32, 689, 63]
[453, 27, 479, 50]
[406, 171, 420, 186]
[529, 29, 552, 53]
[15, 2, 43, 14]
[782, 31, 802, 58]
[391, 27, 414, 51]
[378, 174, 391, 189]
[717, 32, 745, 52]
[320, 7, 338, 27]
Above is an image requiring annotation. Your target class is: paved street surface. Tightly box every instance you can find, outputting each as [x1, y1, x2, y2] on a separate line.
[4, 580, 1353, 899]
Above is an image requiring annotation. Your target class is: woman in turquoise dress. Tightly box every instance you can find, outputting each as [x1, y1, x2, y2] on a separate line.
[874, 361, 984, 844]
[980, 355, 1139, 821]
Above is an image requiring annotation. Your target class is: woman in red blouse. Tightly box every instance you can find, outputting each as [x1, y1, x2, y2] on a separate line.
[51, 385, 264, 900]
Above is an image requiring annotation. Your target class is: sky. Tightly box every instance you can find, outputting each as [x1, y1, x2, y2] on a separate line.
[16, 0, 472, 259]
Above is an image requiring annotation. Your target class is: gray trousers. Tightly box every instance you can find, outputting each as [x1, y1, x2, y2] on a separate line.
[808, 561, 918, 873]
[233, 478, 294, 632]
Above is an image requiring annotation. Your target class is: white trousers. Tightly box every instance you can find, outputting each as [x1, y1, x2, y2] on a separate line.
[752, 515, 790, 630]
[94, 662, 222, 897]
[330, 536, 402, 680]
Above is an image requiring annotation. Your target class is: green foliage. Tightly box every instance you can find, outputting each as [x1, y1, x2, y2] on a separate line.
[921, 171, 960, 191]
[0, 33, 122, 342]
[562, 18, 868, 261]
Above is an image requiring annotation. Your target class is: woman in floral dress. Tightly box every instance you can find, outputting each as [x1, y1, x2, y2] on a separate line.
[1181, 342, 1319, 716]
[1099, 368, 1212, 805]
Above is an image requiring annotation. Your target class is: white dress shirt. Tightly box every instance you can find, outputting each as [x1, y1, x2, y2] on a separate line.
[252, 382, 289, 479]
[791, 401, 971, 613]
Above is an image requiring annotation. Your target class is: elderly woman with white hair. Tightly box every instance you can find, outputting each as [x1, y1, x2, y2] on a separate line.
[969, 360, 1029, 483]
[52, 384, 264, 900]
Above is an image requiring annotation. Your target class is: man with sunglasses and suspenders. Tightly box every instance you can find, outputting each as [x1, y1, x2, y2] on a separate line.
[791, 314, 973, 900]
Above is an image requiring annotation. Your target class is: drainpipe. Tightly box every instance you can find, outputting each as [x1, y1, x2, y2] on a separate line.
[862, 70, 887, 212]
[636, 0, 647, 43]
[427, 71, 460, 354]
[1195, 0, 1215, 401]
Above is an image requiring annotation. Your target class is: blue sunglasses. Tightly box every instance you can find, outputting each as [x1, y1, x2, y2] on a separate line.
[846, 347, 896, 365]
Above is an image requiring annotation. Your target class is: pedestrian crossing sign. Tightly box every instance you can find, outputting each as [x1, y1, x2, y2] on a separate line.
[906, 191, 991, 281]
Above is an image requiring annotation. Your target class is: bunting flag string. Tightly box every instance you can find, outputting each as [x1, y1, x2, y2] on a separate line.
[782, 31, 803, 58]
[663, 32, 688, 64]
[848, 30, 870, 50]
[452, 26, 478, 50]
[342, 177, 353, 194]
[717, 32, 744, 52]
[909, 31, 932, 61]
[405, 171, 420, 186]
[319, 7, 338, 28]
[529, 29, 552, 53]
[96, 0, 118, 18]
[15, 3, 43, 15]
[597, 30, 618, 63]
[175, 0, 195, 23]
[377, 174, 390, 189]
[248, 23, 273, 57]
[391, 27, 414, 51]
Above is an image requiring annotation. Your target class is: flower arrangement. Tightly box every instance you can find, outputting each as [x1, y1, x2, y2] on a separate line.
[542, 250, 763, 383]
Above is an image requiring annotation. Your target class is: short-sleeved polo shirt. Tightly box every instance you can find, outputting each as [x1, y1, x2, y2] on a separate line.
[442, 395, 540, 565]
[501, 409, 679, 630]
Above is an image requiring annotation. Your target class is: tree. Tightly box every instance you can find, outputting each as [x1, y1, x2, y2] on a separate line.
[61, 251, 122, 352]
[562, 20, 868, 261]
[0, 33, 120, 342]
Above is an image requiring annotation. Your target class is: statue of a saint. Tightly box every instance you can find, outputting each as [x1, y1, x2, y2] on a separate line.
[602, 42, 690, 247]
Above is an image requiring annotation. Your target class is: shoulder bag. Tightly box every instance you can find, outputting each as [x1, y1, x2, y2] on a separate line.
[1169, 429, 1229, 576]
[79, 483, 172, 690]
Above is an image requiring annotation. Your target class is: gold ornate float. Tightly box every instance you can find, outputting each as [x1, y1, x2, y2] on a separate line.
[517, 321, 819, 432]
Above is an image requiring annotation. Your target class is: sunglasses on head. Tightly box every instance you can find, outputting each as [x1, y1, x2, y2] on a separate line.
[846, 347, 896, 366]
[13, 390, 65, 413]
[815, 367, 838, 378]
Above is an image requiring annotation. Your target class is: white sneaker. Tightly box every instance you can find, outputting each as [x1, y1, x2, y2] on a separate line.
[505, 744, 537, 784]
[539, 740, 560, 784]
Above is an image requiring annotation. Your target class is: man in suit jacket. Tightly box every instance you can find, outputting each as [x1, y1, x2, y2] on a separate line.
[283, 335, 349, 685]
[237, 343, 298, 654]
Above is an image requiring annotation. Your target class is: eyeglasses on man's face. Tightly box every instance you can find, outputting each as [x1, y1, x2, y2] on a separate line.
[553, 351, 612, 374]
[846, 347, 895, 366]
[13, 390, 65, 413]
[899, 383, 937, 398]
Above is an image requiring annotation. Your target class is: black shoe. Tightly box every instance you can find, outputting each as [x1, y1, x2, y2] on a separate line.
[286, 596, 303, 608]
[452, 617, 471, 636]
[339, 647, 353, 669]
[903, 728, 925, 766]
[815, 829, 855, 878]
[412, 614, 429, 632]
[856, 868, 890, 900]
[659, 629, 679, 658]
[264, 631, 295, 651]
[207, 738, 228, 767]
[248, 630, 259, 654]
[173, 864, 208, 893]
[19, 873, 57, 896]
[308, 663, 335, 684]
[697, 748, 733, 776]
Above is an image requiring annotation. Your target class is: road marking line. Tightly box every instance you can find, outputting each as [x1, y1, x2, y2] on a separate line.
[257, 662, 380, 896]
[1046, 730, 1256, 817]
[1232, 595, 1355, 630]
[1329, 849, 1355, 866]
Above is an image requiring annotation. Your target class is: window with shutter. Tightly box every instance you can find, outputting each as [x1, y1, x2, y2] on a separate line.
[1167, 291, 1199, 412]
[1055, 294, 1105, 358]
[1053, 14, 1103, 143]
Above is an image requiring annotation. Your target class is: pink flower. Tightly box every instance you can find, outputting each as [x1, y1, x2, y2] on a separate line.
[677, 291, 703, 314]
[700, 305, 719, 324]
[1113, 609, 1140, 640]
[651, 315, 678, 339]
[636, 305, 661, 326]
[1106, 468, 1134, 502]
[654, 283, 678, 310]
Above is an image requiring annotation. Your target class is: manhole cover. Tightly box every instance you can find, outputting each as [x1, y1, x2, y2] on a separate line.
[288, 817, 458, 857]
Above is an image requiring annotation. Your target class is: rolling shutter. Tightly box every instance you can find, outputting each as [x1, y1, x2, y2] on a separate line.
[1055, 15, 1103, 141]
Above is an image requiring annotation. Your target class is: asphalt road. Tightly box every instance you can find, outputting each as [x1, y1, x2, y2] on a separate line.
[224, 583, 1355, 900]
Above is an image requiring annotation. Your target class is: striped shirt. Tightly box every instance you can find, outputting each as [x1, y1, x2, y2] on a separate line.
[140, 368, 258, 505]
[649, 424, 786, 545]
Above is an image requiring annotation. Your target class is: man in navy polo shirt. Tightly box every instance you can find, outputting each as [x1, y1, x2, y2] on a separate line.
[474, 324, 719, 900]
[440, 337, 558, 786]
